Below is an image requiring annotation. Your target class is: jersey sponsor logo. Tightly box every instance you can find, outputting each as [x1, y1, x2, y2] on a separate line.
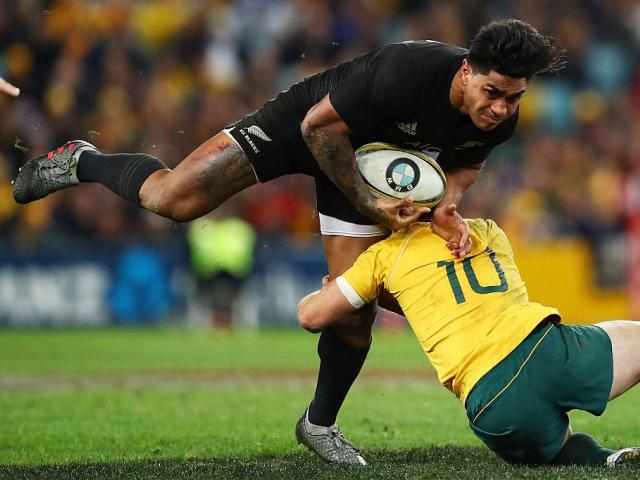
[238, 125, 272, 154]
[385, 158, 421, 192]
[454, 140, 486, 150]
[396, 121, 418, 136]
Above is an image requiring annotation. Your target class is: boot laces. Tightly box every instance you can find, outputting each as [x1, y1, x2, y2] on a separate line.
[328, 426, 358, 452]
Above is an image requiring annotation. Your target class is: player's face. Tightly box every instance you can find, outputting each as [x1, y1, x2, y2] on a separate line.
[461, 62, 528, 131]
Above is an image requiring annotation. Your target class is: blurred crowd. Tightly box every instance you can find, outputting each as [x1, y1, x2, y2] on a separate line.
[1, 0, 640, 286]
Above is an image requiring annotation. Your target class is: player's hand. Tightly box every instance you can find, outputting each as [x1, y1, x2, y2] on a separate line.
[0, 77, 20, 97]
[321, 274, 331, 287]
[431, 203, 471, 258]
[375, 196, 431, 231]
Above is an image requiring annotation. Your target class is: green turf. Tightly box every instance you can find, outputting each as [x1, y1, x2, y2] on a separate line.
[0, 384, 472, 464]
[1, 328, 639, 479]
[0, 328, 426, 373]
[3, 450, 640, 480]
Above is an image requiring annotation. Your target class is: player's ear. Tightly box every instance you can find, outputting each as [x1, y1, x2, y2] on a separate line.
[461, 59, 472, 85]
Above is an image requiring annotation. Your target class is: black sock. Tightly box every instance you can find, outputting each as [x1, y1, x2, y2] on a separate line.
[77, 151, 167, 205]
[307, 328, 370, 427]
[551, 433, 614, 465]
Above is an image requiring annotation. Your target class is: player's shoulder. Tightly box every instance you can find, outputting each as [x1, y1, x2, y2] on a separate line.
[468, 217, 491, 229]
[468, 217, 496, 233]
[400, 40, 467, 57]
[468, 218, 509, 243]
[377, 40, 466, 69]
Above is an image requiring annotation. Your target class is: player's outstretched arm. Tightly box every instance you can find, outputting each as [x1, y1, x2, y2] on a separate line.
[431, 165, 483, 257]
[0, 77, 20, 97]
[297, 277, 356, 333]
[302, 95, 428, 230]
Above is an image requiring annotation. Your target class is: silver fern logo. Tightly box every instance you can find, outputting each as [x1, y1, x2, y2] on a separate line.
[247, 125, 272, 142]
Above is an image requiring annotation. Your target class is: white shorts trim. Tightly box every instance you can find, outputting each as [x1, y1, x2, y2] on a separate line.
[222, 128, 260, 183]
[319, 213, 387, 237]
[336, 276, 366, 309]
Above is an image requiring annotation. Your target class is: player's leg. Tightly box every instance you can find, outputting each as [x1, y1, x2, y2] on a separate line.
[295, 178, 388, 464]
[309, 195, 391, 425]
[544, 322, 639, 466]
[552, 427, 639, 466]
[137, 133, 256, 221]
[587, 320, 640, 466]
[296, 232, 381, 465]
[594, 320, 640, 400]
[465, 320, 625, 465]
[313, 233, 382, 345]
[13, 132, 256, 221]
[310, 232, 382, 408]
[547, 322, 640, 466]
[552, 427, 617, 465]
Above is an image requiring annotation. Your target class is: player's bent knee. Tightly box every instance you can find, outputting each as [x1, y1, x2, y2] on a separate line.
[335, 302, 376, 329]
[354, 302, 377, 328]
[139, 168, 229, 222]
[332, 303, 376, 347]
[142, 189, 219, 222]
[165, 203, 207, 223]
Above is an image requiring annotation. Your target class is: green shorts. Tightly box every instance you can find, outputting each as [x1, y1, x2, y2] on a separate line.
[465, 320, 613, 465]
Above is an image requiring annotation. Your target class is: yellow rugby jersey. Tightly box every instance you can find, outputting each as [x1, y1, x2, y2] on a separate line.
[338, 219, 558, 403]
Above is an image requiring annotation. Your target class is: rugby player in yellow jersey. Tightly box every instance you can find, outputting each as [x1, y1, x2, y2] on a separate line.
[297, 205, 640, 466]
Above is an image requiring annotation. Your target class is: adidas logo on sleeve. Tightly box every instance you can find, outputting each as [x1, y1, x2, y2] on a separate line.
[396, 121, 418, 136]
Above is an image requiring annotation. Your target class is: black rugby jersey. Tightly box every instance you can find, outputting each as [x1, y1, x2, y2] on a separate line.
[261, 40, 518, 174]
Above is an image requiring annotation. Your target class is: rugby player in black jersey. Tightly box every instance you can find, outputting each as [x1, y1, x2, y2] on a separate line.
[13, 18, 564, 464]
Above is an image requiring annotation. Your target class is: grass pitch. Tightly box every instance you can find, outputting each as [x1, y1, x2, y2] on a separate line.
[0, 328, 639, 479]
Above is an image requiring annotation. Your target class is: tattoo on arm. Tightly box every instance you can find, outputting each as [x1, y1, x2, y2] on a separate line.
[304, 127, 386, 223]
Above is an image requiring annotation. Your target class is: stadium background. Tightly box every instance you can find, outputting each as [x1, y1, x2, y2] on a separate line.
[1, 0, 639, 327]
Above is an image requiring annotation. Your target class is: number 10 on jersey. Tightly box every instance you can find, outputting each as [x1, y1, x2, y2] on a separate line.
[437, 248, 508, 304]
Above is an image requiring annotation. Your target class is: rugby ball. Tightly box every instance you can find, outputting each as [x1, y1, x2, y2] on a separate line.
[355, 143, 446, 207]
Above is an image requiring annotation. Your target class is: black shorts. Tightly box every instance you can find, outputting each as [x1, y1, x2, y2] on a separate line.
[224, 98, 382, 231]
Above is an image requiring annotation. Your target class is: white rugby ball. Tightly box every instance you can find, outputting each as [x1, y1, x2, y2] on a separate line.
[355, 142, 446, 207]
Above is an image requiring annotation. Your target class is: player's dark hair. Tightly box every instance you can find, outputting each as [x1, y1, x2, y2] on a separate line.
[468, 19, 566, 79]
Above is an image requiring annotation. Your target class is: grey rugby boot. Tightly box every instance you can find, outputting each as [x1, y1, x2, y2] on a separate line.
[12, 140, 97, 204]
[607, 448, 640, 466]
[295, 409, 367, 465]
